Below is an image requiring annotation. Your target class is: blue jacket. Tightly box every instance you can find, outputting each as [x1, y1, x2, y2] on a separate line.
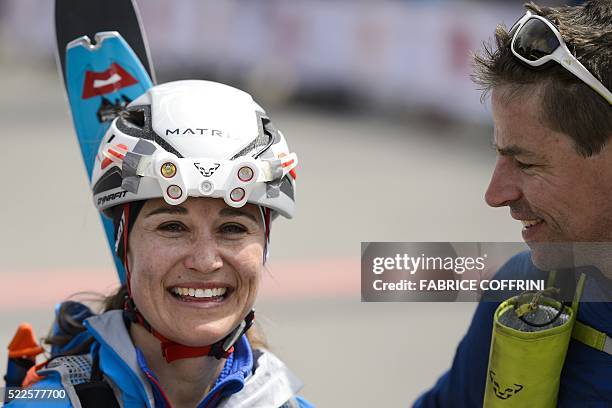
[414, 251, 612, 408]
[7, 310, 314, 408]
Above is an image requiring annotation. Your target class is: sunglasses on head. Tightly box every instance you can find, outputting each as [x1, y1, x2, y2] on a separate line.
[509, 10, 612, 105]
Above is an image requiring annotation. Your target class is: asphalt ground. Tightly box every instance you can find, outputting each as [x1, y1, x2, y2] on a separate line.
[0, 60, 522, 406]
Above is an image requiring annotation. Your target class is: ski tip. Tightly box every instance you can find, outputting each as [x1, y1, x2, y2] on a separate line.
[67, 31, 122, 52]
[8, 323, 44, 359]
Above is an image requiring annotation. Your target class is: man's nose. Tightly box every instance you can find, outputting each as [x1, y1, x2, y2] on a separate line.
[485, 157, 521, 208]
[183, 237, 224, 273]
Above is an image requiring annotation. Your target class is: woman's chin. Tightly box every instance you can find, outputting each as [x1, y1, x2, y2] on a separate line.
[161, 316, 241, 347]
[150, 289, 252, 347]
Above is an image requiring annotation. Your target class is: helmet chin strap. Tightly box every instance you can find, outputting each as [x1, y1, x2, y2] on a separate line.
[118, 203, 255, 363]
[123, 297, 255, 363]
[259, 206, 271, 262]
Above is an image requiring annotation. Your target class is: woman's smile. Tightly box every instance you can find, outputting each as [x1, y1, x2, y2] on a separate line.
[168, 281, 235, 308]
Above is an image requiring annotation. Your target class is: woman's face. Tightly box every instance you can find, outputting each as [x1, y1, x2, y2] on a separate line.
[127, 197, 265, 347]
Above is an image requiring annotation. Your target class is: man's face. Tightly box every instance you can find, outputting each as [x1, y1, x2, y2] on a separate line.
[485, 85, 612, 268]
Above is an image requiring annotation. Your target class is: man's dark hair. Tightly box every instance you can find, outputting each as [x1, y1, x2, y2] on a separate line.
[473, 0, 612, 157]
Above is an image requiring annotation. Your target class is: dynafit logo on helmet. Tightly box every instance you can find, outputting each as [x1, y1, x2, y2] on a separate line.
[97, 190, 128, 206]
[82, 63, 138, 99]
[194, 162, 220, 177]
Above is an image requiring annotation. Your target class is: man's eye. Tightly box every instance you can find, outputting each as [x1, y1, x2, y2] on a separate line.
[516, 160, 535, 170]
[221, 223, 247, 234]
[158, 222, 187, 233]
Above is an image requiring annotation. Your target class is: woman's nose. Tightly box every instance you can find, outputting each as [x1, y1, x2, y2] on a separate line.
[183, 237, 224, 273]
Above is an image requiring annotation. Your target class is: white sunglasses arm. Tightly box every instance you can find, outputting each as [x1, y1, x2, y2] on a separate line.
[551, 47, 612, 104]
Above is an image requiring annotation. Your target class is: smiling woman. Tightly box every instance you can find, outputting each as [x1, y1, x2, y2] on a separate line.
[6, 81, 312, 408]
[128, 199, 265, 353]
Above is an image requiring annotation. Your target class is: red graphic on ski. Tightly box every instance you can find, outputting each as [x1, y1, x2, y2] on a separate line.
[82, 63, 138, 99]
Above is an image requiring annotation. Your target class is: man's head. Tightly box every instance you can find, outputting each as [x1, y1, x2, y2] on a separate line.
[474, 1, 612, 269]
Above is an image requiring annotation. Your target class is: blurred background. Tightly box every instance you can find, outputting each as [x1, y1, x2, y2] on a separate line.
[0, 0, 579, 406]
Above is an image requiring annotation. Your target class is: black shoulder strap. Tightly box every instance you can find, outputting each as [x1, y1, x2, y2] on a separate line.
[74, 350, 120, 408]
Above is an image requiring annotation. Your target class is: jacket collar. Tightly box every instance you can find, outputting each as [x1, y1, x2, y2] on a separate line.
[218, 348, 303, 407]
[85, 310, 156, 407]
[85, 310, 302, 407]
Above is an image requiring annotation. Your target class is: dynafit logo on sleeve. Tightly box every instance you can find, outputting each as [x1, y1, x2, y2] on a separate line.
[82, 63, 138, 99]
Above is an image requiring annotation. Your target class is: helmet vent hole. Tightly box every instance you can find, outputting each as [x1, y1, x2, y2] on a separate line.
[123, 110, 146, 128]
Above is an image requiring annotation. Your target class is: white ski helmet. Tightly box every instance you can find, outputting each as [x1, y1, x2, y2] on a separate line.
[91, 80, 297, 219]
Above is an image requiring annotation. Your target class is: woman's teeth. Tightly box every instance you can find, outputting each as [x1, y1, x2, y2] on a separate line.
[171, 287, 227, 298]
[521, 219, 543, 229]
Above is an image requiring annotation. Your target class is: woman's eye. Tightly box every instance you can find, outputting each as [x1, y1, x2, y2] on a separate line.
[220, 223, 247, 234]
[158, 222, 187, 233]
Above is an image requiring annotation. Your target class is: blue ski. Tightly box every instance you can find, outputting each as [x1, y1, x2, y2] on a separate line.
[64, 32, 153, 282]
